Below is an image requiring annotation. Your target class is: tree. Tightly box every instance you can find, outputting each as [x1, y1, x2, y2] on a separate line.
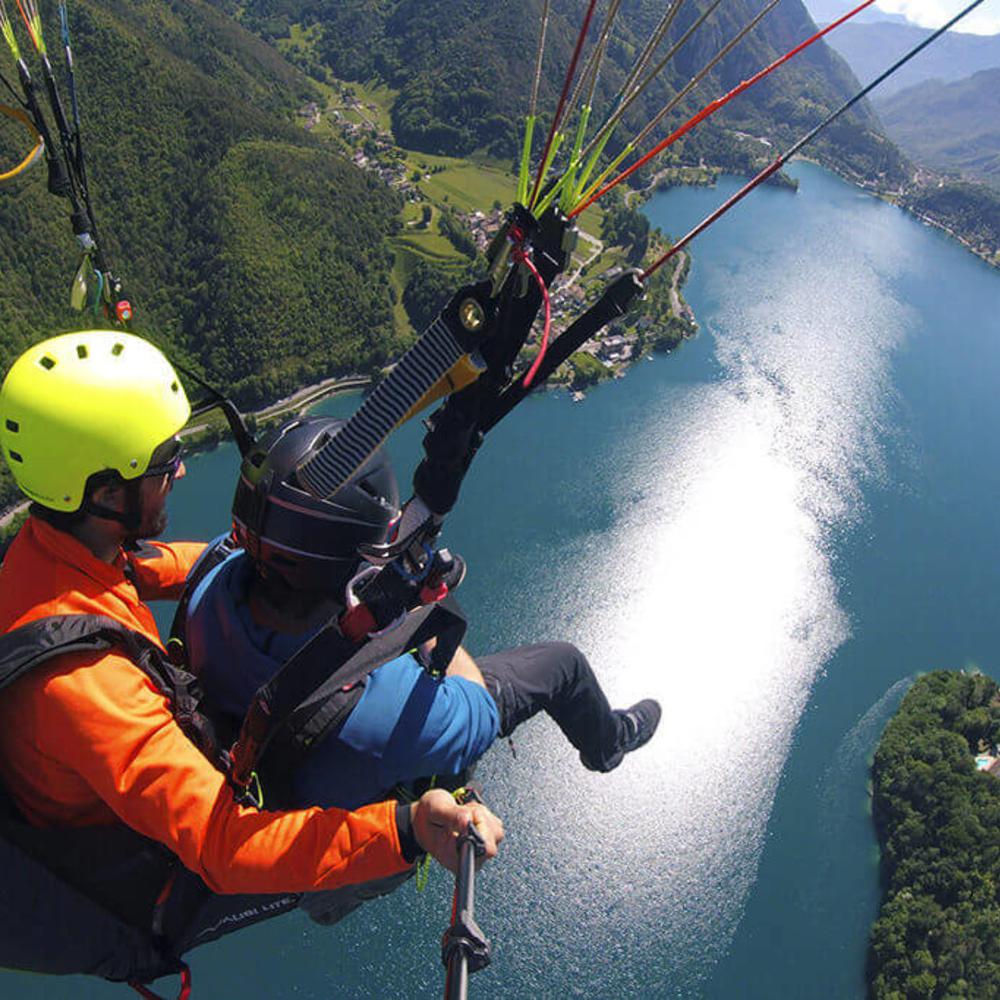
[869, 671, 1000, 999]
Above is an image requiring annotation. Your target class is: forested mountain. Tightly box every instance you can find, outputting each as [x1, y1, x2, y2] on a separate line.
[217, 0, 905, 185]
[827, 22, 1000, 97]
[2, 0, 994, 430]
[875, 70, 1000, 190]
[0, 0, 914, 413]
[0, 0, 403, 407]
[869, 671, 1000, 998]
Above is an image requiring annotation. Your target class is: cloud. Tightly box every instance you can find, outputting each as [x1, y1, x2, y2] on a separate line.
[876, 0, 1000, 35]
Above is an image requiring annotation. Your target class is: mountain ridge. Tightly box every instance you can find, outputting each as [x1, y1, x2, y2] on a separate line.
[826, 21, 1000, 97]
[875, 68, 1000, 190]
[218, 0, 905, 186]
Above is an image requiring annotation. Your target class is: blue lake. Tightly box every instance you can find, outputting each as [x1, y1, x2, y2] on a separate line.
[5, 161, 1000, 998]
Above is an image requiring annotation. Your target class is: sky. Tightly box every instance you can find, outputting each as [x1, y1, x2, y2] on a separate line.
[874, 0, 1000, 34]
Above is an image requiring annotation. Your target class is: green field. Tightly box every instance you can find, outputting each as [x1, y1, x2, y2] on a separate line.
[284, 60, 616, 337]
[337, 78, 398, 132]
[581, 247, 621, 280]
[388, 225, 468, 338]
[418, 162, 514, 214]
[392, 231, 462, 261]
[301, 60, 606, 241]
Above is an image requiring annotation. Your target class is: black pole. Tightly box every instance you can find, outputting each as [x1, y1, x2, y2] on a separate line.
[442, 824, 491, 1000]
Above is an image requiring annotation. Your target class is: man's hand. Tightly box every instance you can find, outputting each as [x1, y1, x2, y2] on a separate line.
[410, 788, 504, 874]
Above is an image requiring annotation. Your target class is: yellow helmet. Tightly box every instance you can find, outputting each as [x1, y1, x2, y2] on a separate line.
[0, 331, 190, 512]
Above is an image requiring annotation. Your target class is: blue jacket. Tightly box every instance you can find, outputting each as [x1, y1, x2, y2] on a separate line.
[185, 551, 499, 810]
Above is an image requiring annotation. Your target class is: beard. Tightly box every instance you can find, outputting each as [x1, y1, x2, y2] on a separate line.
[125, 490, 170, 541]
[132, 506, 168, 540]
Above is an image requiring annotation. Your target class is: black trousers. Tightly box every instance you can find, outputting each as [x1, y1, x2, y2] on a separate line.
[476, 641, 625, 772]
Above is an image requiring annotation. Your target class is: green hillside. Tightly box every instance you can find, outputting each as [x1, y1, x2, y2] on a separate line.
[220, 0, 906, 186]
[0, 0, 403, 407]
[900, 181, 1000, 264]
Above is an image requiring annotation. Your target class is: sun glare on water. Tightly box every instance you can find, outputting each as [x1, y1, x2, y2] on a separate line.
[480, 207, 912, 995]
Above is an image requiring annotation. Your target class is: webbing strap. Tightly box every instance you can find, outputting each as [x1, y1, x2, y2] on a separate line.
[129, 964, 191, 1000]
[296, 295, 485, 500]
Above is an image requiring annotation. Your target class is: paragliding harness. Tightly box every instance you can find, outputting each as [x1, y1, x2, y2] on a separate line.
[165, 532, 469, 811]
[226, 595, 467, 809]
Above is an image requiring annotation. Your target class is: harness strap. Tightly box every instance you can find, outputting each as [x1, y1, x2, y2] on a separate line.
[229, 599, 466, 800]
[295, 284, 496, 501]
[166, 533, 241, 663]
[0, 613, 220, 956]
[0, 613, 150, 692]
[129, 963, 192, 1000]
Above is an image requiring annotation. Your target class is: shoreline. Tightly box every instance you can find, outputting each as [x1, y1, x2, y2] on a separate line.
[10, 157, 980, 527]
[795, 156, 999, 271]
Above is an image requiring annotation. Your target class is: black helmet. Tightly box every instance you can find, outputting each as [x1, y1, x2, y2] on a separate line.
[232, 416, 399, 592]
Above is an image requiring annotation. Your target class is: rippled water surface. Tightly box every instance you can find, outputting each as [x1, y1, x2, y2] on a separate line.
[5, 163, 1000, 999]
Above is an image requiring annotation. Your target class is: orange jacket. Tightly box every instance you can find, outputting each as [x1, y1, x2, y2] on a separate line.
[0, 516, 410, 894]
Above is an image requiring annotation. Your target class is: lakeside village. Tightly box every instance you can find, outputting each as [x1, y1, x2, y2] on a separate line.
[461, 208, 699, 392]
[299, 98, 699, 393]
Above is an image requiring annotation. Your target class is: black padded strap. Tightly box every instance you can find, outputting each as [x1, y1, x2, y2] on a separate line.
[248, 597, 467, 782]
[0, 614, 142, 693]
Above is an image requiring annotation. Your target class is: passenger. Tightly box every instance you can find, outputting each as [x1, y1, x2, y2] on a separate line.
[186, 415, 662, 818]
[0, 331, 503, 980]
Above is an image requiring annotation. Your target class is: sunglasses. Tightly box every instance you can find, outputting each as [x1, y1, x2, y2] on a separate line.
[143, 442, 184, 481]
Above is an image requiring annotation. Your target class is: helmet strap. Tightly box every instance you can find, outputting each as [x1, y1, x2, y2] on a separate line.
[83, 478, 144, 532]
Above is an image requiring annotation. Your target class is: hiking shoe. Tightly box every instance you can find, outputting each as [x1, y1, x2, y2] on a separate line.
[581, 699, 662, 772]
[618, 699, 661, 755]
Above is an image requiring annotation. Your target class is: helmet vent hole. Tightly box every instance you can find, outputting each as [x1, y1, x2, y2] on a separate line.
[5, 420, 18, 433]
[111, 343, 124, 357]
[171, 381, 179, 393]
[38, 356, 55, 370]
[358, 480, 378, 499]
[76, 344, 88, 359]
[8, 450, 22, 463]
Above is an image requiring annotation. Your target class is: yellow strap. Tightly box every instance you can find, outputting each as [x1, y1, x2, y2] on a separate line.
[397, 353, 486, 427]
[0, 103, 43, 182]
[414, 850, 432, 891]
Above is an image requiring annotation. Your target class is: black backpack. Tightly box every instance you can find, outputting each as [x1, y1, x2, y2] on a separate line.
[0, 613, 222, 983]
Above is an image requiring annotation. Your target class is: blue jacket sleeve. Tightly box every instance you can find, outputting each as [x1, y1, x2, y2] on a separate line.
[337, 655, 500, 788]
